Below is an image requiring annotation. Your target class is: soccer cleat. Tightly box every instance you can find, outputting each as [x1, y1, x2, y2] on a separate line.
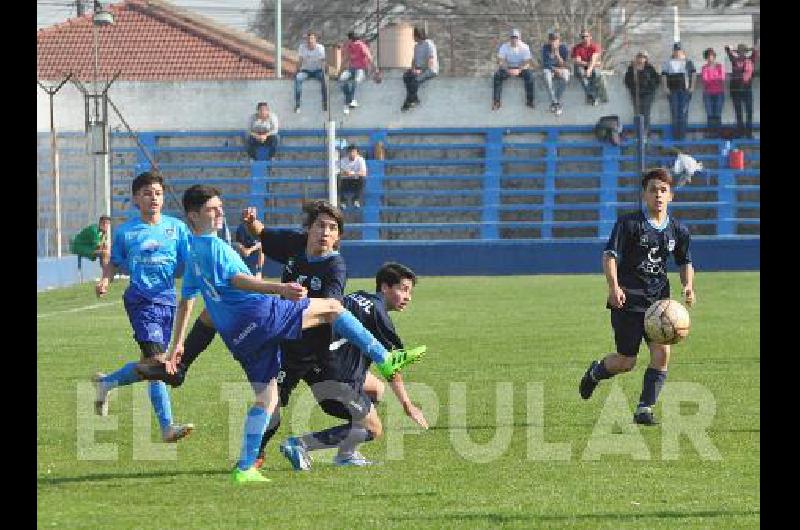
[333, 451, 373, 467]
[279, 437, 312, 471]
[162, 423, 194, 443]
[579, 361, 600, 400]
[633, 406, 659, 425]
[232, 466, 270, 483]
[92, 372, 109, 416]
[376, 345, 427, 379]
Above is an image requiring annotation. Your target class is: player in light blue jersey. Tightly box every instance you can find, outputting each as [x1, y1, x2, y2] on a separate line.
[171, 185, 424, 483]
[91, 171, 194, 443]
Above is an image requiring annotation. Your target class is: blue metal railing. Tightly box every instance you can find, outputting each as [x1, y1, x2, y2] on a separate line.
[108, 125, 760, 240]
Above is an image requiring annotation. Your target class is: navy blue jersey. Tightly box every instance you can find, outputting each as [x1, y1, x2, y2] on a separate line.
[260, 228, 347, 368]
[604, 210, 692, 312]
[328, 291, 404, 380]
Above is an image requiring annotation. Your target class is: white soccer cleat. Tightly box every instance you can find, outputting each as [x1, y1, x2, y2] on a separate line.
[333, 450, 373, 467]
[162, 423, 195, 443]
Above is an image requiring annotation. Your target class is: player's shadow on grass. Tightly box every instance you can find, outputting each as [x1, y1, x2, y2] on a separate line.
[37, 469, 230, 486]
[428, 421, 597, 431]
[390, 509, 760, 525]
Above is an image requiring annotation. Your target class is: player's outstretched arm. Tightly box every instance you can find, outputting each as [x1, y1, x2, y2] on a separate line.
[602, 252, 626, 308]
[95, 261, 118, 298]
[680, 263, 696, 307]
[166, 296, 196, 373]
[388, 372, 429, 429]
[231, 274, 307, 300]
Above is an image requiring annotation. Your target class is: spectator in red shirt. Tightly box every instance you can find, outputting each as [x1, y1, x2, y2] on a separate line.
[700, 48, 725, 138]
[339, 32, 375, 115]
[725, 40, 758, 138]
[571, 28, 602, 106]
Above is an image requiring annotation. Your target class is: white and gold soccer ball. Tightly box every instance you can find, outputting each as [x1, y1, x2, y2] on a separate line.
[644, 299, 691, 345]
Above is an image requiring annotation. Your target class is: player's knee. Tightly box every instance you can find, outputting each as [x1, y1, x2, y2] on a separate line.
[372, 380, 386, 403]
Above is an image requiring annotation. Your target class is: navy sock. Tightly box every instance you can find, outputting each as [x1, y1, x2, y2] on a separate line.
[238, 406, 270, 471]
[178, 318, 216, 376]
[590, 359, 613, 381]
[332, 310, 388, 365]
[301, 423, 353, 451]
[258, 408, 281, 456]
[638, 368, 668, 408]
[337, 426, 374, 457]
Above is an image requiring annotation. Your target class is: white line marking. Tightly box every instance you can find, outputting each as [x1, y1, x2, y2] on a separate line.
[37, 301, 120, 319]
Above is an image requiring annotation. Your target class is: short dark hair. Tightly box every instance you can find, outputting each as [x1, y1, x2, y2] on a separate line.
[132, 171, 164, 195]
[702, 48, 715, 59]
[302, 200, 344, 235]
[347, 31, 357, 40]
[307, 31, 317, 38]
[182, 184, 221, 215]
[641, 167, 674, 189]
[376, 262, 417, 292]
[413, 26, 427, 41]
[346, 144, 359, 152]
[256, 101, 269, 110]
[99, 215, 111, 223]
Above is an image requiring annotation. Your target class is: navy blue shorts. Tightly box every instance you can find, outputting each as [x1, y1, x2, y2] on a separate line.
[237, 346, 282, 394]
[610, 308, 652, 357]
[277, 362, 372, 422]
[124, 298, 175, 355]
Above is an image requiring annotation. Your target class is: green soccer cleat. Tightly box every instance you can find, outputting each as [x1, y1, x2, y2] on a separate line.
[231, 466, 271, 484]
[376, 345, 427, 379]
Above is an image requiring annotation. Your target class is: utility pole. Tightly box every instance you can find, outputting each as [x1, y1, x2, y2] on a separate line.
[37, 74, 73, 258]
[275, 0, 282, 78]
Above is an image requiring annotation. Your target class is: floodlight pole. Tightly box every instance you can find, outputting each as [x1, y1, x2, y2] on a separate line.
[37, 73, 73, 258]
[327, 120, 338, 207]
[275, 0, 282, 78]
[633, 64, 645, 209]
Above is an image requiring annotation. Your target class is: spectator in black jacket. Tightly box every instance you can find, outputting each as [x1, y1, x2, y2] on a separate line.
[624, 50, 660, 134]
[725, 40, 759, 138]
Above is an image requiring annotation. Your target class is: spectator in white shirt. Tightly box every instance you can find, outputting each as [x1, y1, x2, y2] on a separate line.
[295, 32, 328, 113]
[246, 102, 279, 160]
[492, 29, 535, 110]
[338, 145, 367, 209]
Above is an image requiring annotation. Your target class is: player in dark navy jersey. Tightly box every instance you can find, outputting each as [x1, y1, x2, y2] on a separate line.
[579, 168, 696, 425]
[266, 262, 428, 469]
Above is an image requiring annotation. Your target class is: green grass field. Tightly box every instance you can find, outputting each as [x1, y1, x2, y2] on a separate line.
[37, 272, 759, 528]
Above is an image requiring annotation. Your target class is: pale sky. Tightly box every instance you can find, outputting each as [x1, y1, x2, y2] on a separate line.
[37, 0, 264, 33]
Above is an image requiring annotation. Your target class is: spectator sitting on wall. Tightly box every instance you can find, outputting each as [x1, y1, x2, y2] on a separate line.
[661, 43, 696, 140]
[725, 40, 758, 138]
[571, 28, 602, 106]
[246, 102, 279, 161]
[70, 214, 111, 267]
[234, 207, 264, 278]
[542, 31, 570, 116]
[338, 144, 367, 209]
[295, 31, 328, 113]
[401, 26, 439, 112]
[340, 32, 375, 115]
[700, 48, 726, 138]
[492, 29, 535, 111]
[624, 50, 660, 135]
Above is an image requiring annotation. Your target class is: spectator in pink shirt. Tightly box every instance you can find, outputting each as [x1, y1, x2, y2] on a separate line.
[700, 48, 725, 138]
[339, 32, 374, 115]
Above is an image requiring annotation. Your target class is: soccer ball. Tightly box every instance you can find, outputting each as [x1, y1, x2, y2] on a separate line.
[644, 299, 691, 345]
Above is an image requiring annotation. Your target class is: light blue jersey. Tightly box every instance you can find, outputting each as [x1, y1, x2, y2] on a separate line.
[111, 214, 191, 306]
[182, 233, 307, 359]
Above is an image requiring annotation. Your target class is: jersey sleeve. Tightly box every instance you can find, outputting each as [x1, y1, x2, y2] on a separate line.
[175, 222, 192, 272]
[259, 229, 307, 264]
[216, 240, 249, 282]
[321, 256, 347, 300]
[603, 218, 628, 260]
[110, 226, 127, 269]
[672, 222, 693, 266]
[180, 259, 201, 299]
[373, 304, 404, 350]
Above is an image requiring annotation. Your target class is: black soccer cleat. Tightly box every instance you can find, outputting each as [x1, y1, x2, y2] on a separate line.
[579, 361, 600, 400]
[633, 407, 659, 426]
